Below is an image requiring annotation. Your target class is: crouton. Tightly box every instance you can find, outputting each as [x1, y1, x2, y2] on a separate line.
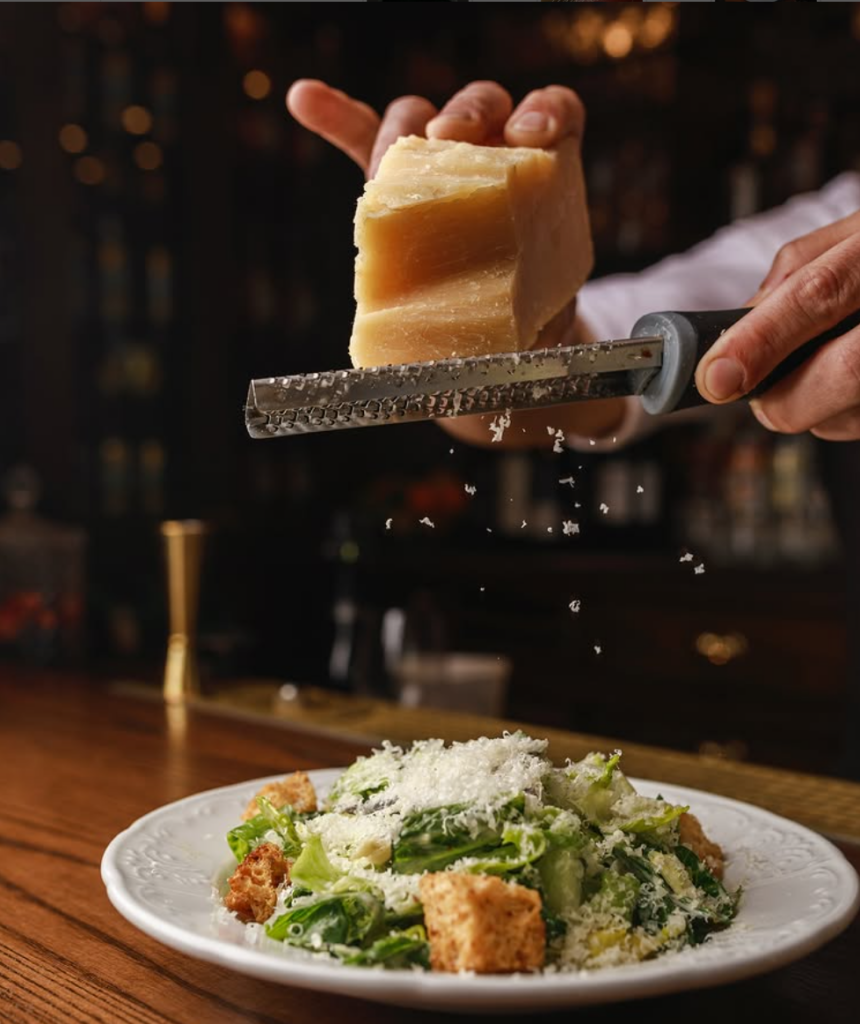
[419, 872, 545, 973]
[679, 812, 725, 879]
[242, 770, 317, 821]
[224, 842, 289, 924]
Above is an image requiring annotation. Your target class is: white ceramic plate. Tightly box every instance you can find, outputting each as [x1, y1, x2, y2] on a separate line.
[101, 769, 859, 1014]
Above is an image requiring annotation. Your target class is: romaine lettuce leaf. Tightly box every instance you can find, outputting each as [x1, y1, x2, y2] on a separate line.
[266, 891, 384, 948]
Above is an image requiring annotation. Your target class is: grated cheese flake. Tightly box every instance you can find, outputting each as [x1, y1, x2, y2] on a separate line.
[559, 476, 576, 488]
[562, 520, 580, 536]
[636, 485, 644, 494]
[694, 564, 706, 575]
[679, 552, 694, 562]
[489, 409, 512, 443]
[418, 517, 435, 528]
[465, 484, 477, 496]
[599, 503, 609, 515]
[385, 518, 393, 530]
[569, 599, 581, 614]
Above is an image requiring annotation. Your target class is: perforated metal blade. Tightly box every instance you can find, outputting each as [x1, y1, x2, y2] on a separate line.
[245, 337, 663, 439]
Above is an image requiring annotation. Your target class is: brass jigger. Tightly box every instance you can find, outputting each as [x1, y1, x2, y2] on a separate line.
[161, 520, 206, 704]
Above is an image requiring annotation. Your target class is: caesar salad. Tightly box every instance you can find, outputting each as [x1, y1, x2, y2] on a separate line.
[220, 733, 739, 973]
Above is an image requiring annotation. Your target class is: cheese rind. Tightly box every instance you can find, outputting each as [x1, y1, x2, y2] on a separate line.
[350, 135, 592, 368]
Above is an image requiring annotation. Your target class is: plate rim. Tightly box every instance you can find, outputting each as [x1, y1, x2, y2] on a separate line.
[101, 768, 860, 1011]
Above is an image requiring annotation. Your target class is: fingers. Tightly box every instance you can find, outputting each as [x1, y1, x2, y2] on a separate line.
[286, 79, 380, 174]
[369, 95, 438, 179]
[695, 231, 860, 405]
[426, 81, 514, 145]
[809, 407, 860, 442]
[425, 82, 585, 150]
[287, 79, 588, 181]
[747, 319, 860, 434]
[504, 86, 586, 149]
[750, 209, 860, 304]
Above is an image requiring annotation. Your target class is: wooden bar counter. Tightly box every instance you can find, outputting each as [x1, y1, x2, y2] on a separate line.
[1, 667, 858, 1023]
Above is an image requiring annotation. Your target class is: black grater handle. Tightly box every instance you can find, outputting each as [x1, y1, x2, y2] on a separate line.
[632, 307, 860, 415]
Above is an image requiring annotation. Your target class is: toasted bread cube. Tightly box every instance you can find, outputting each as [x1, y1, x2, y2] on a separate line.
[419, 872, 545, 973]
[679, 812, 725, 879]
[224, 842, 289, 924]
[242, 770, 317, 821]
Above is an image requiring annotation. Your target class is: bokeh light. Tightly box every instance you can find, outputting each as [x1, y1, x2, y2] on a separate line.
[133, 141, 163, 171]
[59, 124, 88, 154]
[143, 2, 171, 26]
[0, 141, 23, 171]
[74, 156, 105, 185]
[121, 105, 154, 136]
[603, 23, 634, 61]
[243, 69, 272, 101]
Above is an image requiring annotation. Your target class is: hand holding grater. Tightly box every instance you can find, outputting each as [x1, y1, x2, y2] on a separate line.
[245, 307, 860, 439]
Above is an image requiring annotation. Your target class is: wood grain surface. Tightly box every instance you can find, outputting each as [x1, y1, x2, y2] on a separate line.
[0, 668, 857, 1024]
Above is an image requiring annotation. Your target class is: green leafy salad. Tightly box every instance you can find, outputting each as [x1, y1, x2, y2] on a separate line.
[222, 734, 740, 972]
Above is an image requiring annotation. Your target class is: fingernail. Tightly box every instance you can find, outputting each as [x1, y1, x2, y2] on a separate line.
[428, 111, 477, 130]
[511, 112, 550, 134]
[703, 357, 745, 402]
[749, 399, 775, 431]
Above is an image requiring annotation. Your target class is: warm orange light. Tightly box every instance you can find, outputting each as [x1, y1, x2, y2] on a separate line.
[143, 2, 170, 25]
[750, 80, 777, 119]
[618, 6, 645, 33]
[59, 123, 88, 154]
[225, 4, 262, 47]
[602, 22, 634, 60]
[74, 156, 105, 185]
[0, 141, 22, 170]
[750, 124, 777, 158]
[121, 105, 153, 135]
[640, 6, 674, 49]
[243, 69, 272, 101]
[134, 141, 163, 171]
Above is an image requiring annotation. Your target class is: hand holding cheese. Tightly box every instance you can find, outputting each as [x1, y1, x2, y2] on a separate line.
[287, 79, 628, 445]
[350, 134, 593, 368]
[286, 79, 586, 179]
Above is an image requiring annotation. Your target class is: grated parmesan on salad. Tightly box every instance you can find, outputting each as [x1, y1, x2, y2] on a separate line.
[221, 735, 739, 974]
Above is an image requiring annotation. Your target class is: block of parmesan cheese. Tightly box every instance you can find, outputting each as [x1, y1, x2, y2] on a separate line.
[350, 134, 592, 368]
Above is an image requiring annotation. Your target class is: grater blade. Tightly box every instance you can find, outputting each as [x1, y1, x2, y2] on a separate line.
[245, 337, 663, 439]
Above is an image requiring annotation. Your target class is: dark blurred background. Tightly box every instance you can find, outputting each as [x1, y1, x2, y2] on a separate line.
[1, 2, 858, 776]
